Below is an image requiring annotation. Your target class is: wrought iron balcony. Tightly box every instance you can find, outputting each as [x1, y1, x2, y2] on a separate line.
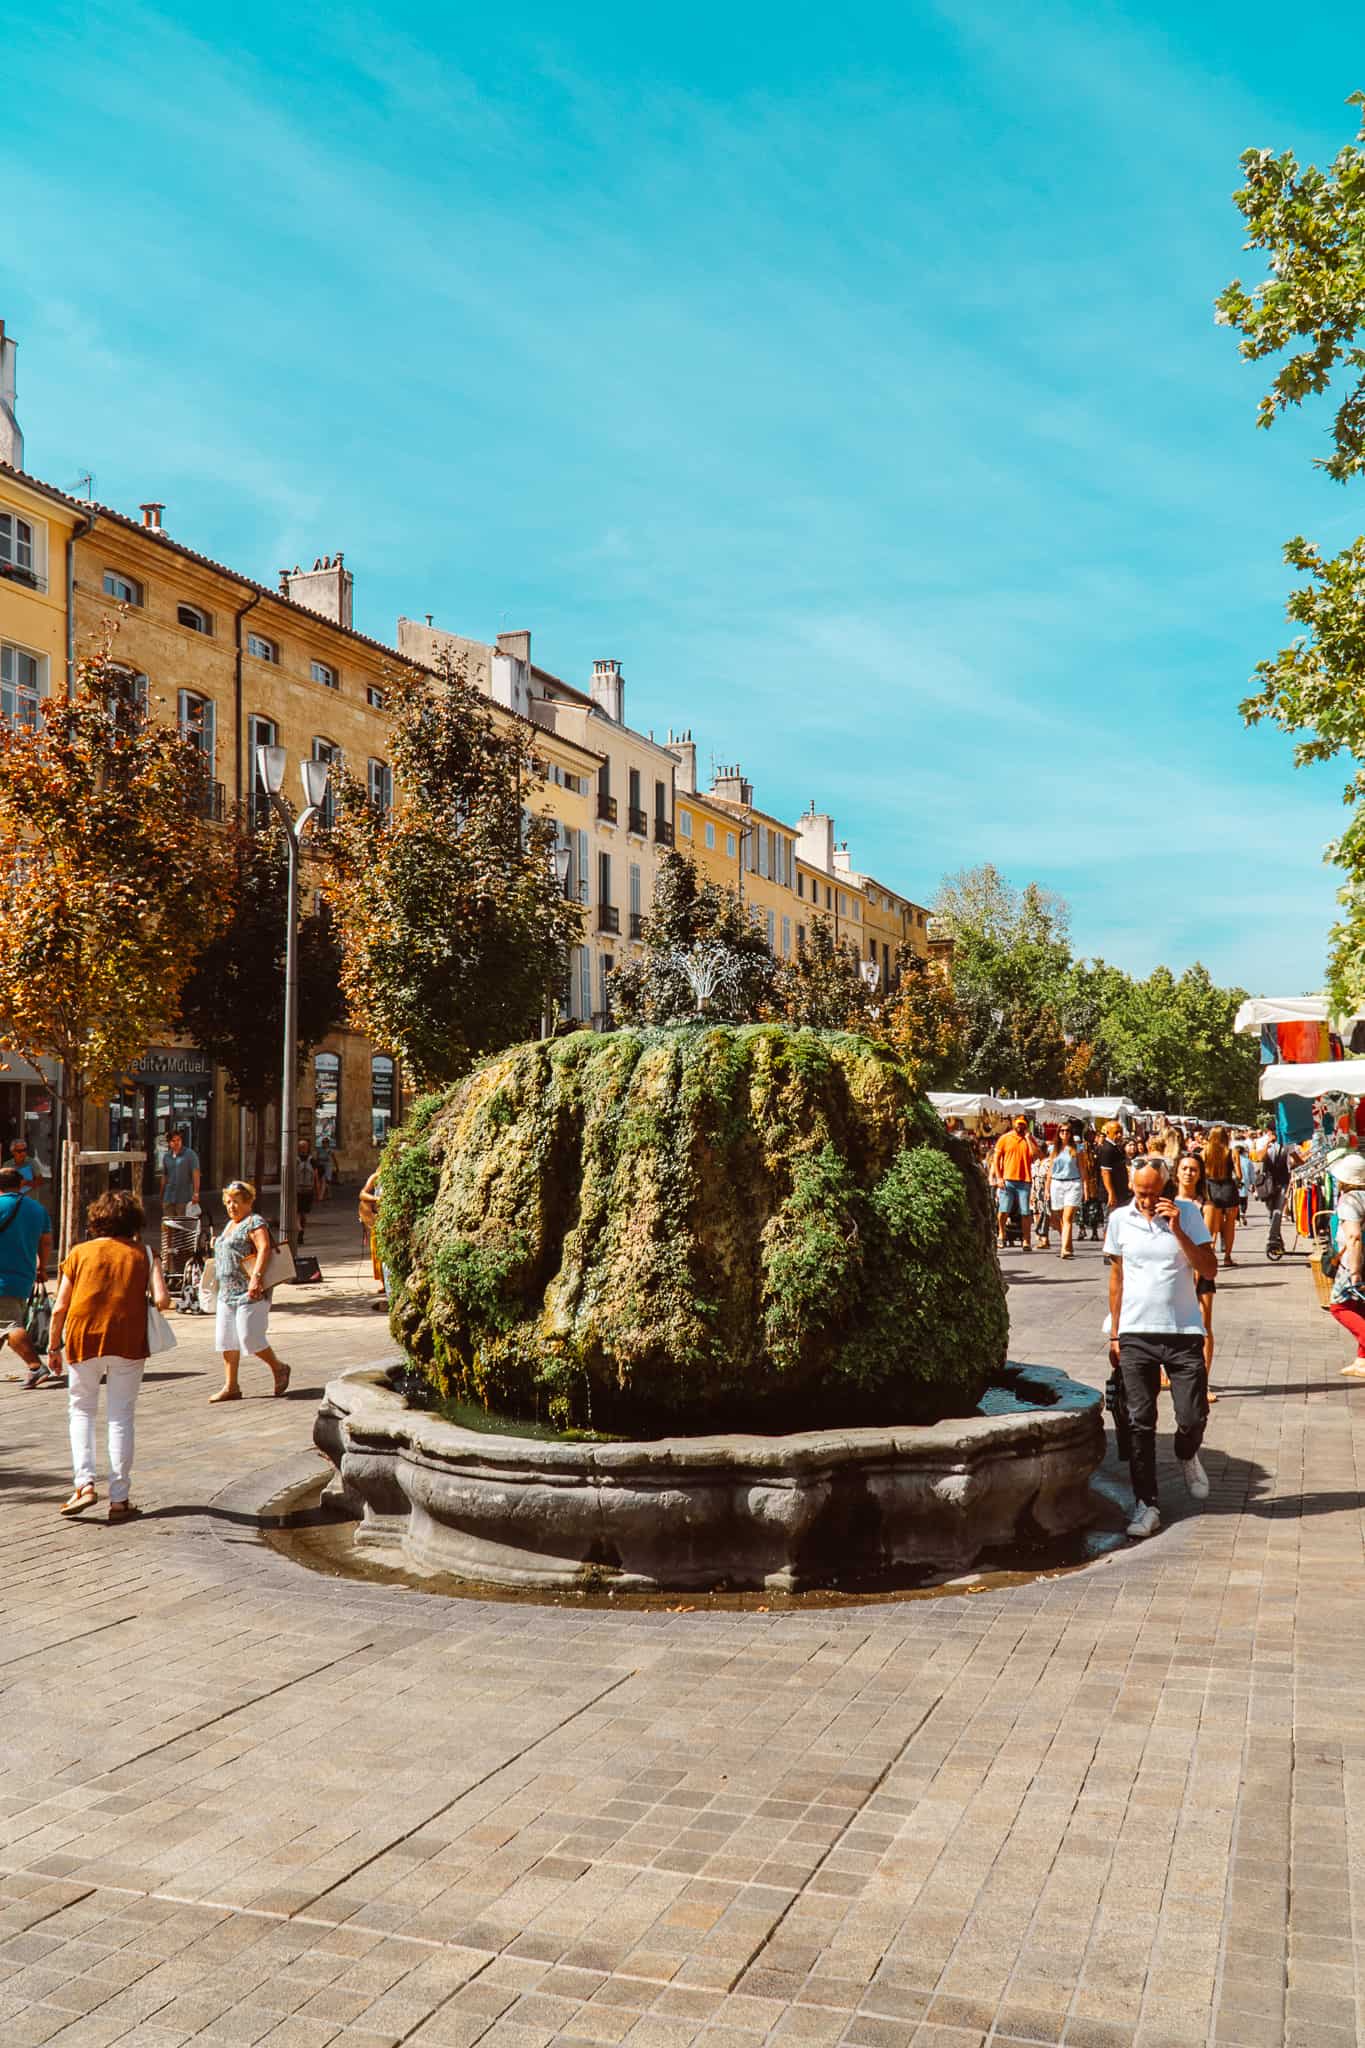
[195, 778, 226, 822]
[597, 903, 620, 935]
[628, 805, 648, 837]
[629, 911, 644, 940]
[596, 792, 618, 824]
[653, 817, 674, 846]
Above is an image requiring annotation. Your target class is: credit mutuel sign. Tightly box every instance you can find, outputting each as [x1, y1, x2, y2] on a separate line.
[130, 1047, 214, 1085]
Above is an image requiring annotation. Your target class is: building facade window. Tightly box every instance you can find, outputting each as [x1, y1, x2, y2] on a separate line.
[312, 737, 340, 827]
[0, 642, 45, 729]
[103, 569, 143, 605]
[313, 1051, 341, 1150]
[578, 946, 592, 1021]
[247, 631, 279, 664]
[177, 603, 212, 634]
[177, 690, 216, 772]
[248, 714, 278, 827]
[726, 831, 736, 858]
[678, 809, 692, 839]
[370, 1055, 395, 1146]
[0, 510, 36, 577]
[311, 660, 339, 690]
[782, 915, 791, 958]
[798, 872, 805, 898]
[766, 909, 776, 951]
[367, 758, 393, 814]
[629, 861, 642, 937]
[704, 821, 716, 849]
[366, 684, 384, 709]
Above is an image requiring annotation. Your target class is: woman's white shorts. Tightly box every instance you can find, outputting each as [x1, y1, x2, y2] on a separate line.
[215, 1295, 271, 1356]
[1053, 1182, 1083, 1211]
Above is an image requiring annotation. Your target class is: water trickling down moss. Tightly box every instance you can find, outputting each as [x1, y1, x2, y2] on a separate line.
[380, 1024, 1006, 1433]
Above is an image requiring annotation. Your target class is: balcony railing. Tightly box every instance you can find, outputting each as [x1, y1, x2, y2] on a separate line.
[597, 792, 618, 824]
[0, 560, 43, 591]
[629, 911, 644, 940]
[628, 805, 648, 837]
[597, 903, 620, 935]
[653, 817, 674, 846]
[195, 778, 226, 822]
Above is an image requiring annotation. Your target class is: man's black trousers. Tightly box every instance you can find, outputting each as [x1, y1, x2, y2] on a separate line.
[1117, 1332, 1208, 1507]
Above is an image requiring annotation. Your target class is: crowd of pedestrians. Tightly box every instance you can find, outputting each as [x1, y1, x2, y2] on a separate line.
[956, 1112, 1275, 1544]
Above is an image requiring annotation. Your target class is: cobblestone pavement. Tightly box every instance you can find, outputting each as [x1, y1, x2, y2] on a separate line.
[1, 1201, 1359, 2048]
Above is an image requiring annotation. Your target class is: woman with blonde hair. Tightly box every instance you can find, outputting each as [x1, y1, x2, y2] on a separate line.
[210, 1180, 291, 1401]
[1202, 1125, 1241, 1269]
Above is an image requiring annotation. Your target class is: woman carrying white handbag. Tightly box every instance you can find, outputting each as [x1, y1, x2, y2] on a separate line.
[48, 1190, 174, 1522]
[209, 1180, 291, 1402]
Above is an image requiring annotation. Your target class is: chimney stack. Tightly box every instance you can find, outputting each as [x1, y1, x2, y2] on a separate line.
[0, 321, 23, 470]
[139, 502, 165, 534]
[497, 629, 532, 665]
[712, 763, 753, 807]
[665, 728, 697, 793]
[797, 804, 836, 874]
[590, 658, 624, 723]
[280, 552, 353, 627]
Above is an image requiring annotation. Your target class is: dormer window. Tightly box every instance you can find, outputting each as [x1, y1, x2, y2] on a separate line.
[178, 603, 212, 634]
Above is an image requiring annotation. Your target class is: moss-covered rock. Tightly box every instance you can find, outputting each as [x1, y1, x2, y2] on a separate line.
[379, 1024, 1007, 1434]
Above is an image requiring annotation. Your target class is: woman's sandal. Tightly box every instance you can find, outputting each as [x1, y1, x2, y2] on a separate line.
[107, 1501, 141, 1522]
[60, 1485, 97, 1517]
[271, 1365, 291, 1398]
[208, 1387, 242, 1403]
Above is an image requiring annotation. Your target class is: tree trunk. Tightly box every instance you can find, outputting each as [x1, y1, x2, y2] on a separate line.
[61, 1084, 83, 1259]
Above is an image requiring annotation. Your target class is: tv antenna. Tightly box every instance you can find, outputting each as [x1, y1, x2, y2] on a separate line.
[73, 471, 95, 500]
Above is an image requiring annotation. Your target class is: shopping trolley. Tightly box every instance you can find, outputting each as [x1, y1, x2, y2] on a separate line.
[161, 1210, 214, 1313]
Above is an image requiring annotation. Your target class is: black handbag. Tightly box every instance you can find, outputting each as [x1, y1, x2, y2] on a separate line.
[25, 1284, 51, 1354]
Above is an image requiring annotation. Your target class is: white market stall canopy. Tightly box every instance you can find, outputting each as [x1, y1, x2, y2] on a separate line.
[928, 1093, 1010, 1119]
[1234, 995, 1329, 1036]
[1259, 1059, 1365, 1101]
[1058, 1095, 1143, 1121]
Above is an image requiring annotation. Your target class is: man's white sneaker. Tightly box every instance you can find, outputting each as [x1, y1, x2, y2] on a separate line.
[1181, 1454, 1210, 1500]
[1126, 1502, 1161, 1539]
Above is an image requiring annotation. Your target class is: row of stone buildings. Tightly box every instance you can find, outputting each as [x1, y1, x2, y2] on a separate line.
[0, 321, 929, 1204]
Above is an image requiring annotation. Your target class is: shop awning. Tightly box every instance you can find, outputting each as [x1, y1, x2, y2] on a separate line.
[1259, 1059, 1365, 1101]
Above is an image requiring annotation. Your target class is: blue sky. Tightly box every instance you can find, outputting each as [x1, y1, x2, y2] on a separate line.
[7, 0, 1364, 990]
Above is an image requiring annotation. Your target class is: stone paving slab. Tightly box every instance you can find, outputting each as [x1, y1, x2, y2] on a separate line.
[3, 1204, 1364, 2046]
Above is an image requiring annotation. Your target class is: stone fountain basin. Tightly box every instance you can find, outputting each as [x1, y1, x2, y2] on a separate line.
[314, 1363, 1104, 1593]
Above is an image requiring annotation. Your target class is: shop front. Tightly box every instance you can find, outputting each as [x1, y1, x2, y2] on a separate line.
[0, 1051, 60, 1202]
[109, 1046, 216, 1204]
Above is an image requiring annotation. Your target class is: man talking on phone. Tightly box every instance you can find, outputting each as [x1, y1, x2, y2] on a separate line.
[1104, 1154, 1218, 1539]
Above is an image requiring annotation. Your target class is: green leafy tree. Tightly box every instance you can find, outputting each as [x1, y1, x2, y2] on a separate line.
[609, 849, 776, 1024]
[1217, 95, 1365, 1004]
[0, 650, 231, 1246]
[880, 954, 967, 1091]
[177, 820, 346, 1188]
[321, 658, 583, 1089]
[932, 865, 1072, 1090]
[774, 915, 878, 1032]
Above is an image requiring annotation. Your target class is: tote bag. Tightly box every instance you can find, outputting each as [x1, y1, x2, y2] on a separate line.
[143, 1248, 178, 1355]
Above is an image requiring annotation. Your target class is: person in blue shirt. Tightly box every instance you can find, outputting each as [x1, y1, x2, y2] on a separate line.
[0, 1164, 54, 1389]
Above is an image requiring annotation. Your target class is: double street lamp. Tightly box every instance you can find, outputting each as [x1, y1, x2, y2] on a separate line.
[256, 744, 331, 1260]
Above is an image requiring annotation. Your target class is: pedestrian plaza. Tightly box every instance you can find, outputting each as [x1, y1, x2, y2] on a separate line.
[0, 1203, 1358, 2048]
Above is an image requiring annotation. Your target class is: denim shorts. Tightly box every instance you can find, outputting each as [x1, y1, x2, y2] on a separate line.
[996, 1181, 1031, 1218]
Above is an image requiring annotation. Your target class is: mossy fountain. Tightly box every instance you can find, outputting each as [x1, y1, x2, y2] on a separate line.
[316, 1022, 1103, 1590]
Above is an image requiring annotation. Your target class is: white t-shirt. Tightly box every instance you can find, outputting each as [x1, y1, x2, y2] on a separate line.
[1103, 1196, 1212, 1336]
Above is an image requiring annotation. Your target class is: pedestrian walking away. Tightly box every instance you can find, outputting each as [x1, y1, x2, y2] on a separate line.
[992, 1116, 1037, 1252]
[47, 1190, 172, 1521]
[159, 1128, 201, 1219]
[1326, 1151, 1365, 1376]
[1104, 1153, 1218, 1539]
[1046, 1131, 1083, 1258]
[1202, 1124, 1241, 1268]
[1097, 1119, 1131, 1214]
[0, 1164, 54, 1387]
[294, 1137, 322, 1245]
[210, 1179, 291, 1401]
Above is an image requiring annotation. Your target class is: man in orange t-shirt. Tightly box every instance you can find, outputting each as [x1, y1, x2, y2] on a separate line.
[992, 1117, 1038, 1251]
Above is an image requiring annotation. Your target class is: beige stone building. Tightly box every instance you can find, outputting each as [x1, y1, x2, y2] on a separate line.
[398, 622, 678, 1025]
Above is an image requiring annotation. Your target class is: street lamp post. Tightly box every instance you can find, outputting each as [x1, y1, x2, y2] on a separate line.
[544, 842, 572, 1036]
[256, 744, 331, 1257]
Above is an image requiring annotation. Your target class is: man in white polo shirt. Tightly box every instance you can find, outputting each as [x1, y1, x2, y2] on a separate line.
[1105, 1154, 1218, 1539]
